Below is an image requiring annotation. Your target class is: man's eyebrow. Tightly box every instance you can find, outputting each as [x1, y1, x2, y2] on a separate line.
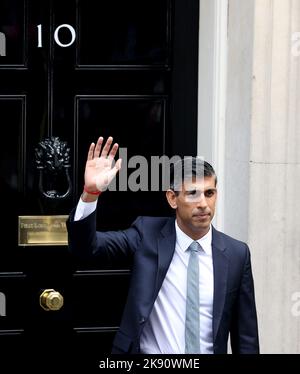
[184, 187, 217, 193]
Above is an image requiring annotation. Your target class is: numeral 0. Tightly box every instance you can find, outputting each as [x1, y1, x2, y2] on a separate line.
[37, 24, 76, 48]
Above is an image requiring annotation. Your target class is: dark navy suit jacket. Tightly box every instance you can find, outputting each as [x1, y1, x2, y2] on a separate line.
[67, 211, 259, 354]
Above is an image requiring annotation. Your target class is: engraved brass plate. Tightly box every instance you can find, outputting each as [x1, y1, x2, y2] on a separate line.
[18, 216, 68, 246]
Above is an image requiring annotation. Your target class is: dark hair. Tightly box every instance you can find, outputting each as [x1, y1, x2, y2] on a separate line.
[169, 157, 217, 193]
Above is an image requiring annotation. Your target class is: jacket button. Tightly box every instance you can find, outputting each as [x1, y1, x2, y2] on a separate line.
[139, 317, 146, 324]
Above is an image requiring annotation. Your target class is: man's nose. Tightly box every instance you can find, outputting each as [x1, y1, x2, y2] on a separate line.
[196, 193, 208, 208]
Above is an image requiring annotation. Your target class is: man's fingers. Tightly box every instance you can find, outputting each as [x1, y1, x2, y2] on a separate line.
[90, 136, 117, 160]
[87, 142, 95, 161]
[94, 137, 104, 158]
[101, 136, 113, 157]
[108, 143, 119, 160]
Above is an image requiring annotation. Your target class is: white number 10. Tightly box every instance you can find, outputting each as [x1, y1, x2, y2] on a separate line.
[37, 24, 76, 48]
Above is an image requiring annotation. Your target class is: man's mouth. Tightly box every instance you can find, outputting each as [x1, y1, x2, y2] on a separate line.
[193, 213, 210, 218]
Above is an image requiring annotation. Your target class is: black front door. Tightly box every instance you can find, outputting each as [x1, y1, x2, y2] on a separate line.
[0, 0, 199, 364]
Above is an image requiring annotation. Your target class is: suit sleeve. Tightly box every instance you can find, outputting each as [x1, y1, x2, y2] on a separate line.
[66, 208, 142, 263]
[230, 244, 260, 353]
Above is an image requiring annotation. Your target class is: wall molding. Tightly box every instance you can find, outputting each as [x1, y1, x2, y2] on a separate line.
[198, 0, 228, 231]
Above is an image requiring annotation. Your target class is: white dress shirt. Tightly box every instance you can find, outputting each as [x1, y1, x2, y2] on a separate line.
[74, 198, 97, 221]
[74, 200, 214, 354]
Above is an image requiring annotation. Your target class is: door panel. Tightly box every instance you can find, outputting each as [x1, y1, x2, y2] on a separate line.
[0, 0, 26, 67]
[77, 0, 170, 67]
[72, 271, 130, 328]
[0, 96, 26, 271]
[0, 0, 199, 357]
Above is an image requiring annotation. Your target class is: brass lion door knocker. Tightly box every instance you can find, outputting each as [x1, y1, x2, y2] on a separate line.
[35, 137, 72, 200]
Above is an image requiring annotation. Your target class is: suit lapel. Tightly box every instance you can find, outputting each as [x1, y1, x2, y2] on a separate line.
[212, 227, 229, 342]
[155, 218, 176, 295]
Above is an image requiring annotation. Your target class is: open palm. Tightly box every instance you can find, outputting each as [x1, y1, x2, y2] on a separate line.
[84, 136, 122, 192]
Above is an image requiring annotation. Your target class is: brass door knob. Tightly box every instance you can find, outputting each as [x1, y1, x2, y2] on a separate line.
[40, 289, 64, 311]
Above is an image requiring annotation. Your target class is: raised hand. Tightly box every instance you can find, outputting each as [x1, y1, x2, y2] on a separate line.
[84, 136, 122, 194]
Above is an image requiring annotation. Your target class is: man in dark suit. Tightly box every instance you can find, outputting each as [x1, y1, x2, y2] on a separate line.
[67, 136, 259, 354]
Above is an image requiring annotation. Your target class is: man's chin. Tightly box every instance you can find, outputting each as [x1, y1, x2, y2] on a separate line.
[192, 222, 210, 232]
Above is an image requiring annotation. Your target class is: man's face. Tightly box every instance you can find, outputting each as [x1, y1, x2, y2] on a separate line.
[166, 176, 217, 239]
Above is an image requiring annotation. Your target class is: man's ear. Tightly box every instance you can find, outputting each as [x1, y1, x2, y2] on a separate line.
[166, 189, 177, 209]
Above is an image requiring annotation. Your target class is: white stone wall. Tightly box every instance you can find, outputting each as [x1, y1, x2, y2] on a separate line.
[224, 0, 255, 242]
[225, 0, 300, 353]
[248, 0, 300, 353]
[198, 0, 300, 353]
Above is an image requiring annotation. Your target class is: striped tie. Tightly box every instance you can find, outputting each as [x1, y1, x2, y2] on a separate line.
[185, 241, 200, 353]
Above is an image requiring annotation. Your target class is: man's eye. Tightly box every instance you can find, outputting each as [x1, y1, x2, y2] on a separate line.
[205, 190, 215, 197]
[188, 190, 197, 195]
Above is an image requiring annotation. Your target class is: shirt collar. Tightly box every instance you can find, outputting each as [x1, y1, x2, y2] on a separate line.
[175, 220, 212, 255]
